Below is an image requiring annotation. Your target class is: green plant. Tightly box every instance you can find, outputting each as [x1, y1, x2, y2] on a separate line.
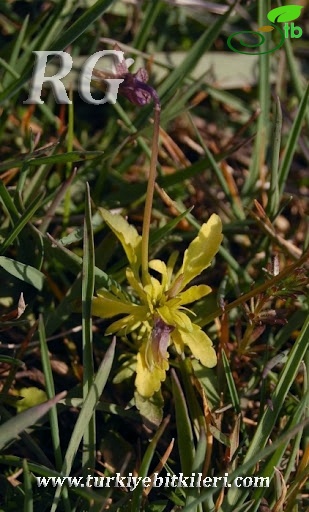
[0, 1, 308, 511]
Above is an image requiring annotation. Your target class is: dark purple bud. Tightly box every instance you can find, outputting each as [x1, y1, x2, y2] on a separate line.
[119, 73, 160, 107]
[113, 43, 160, 107]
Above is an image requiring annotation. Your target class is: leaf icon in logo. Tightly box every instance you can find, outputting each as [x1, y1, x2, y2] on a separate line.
[267, 5, 303, 23]
[257, 25, 274, 32]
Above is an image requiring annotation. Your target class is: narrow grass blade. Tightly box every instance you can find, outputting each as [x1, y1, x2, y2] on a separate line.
[171, 369, 195, 476]
[0, 392, 66, 451]
[0, 179, 20, 223]
[133, 0, 164, 51]
[39, 169, 77, 234]
[82, 184, 96, 473]
[149, 207, 192, 243]
[278, 83, 309, 195]
[2, 16, 29, 89]
[185, 429, 207, 509]
[45, 233, 124, 293]
[49, 0, 115, 54]
[304, 349, 309, 452]
[284, 36, 309, 127]
[157, 2, 237, 102]
[0, 151, 102, 173]
[23, 458, 33, 512]
[221, 350, 241, 415]
[219, 313, 309, 510]
[0, 0, 115, 104]
[38, 316, 63, 472]
[249, 392, 309, 510]
[131, 415, 170, 511]
[50, 338, 115, 512]
[181, 419, 309, 512]
[0, 356, 23, 367]
[243, 0, 271, 196]
[0, 194, 44, 256]
[267, 96, 282, 218]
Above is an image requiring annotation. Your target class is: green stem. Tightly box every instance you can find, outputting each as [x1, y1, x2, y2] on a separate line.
[141, 103, 161, 284]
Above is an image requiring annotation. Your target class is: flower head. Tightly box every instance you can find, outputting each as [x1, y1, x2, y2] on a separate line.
[92, 43, 160, 107]
[113, 44, 160, 107]
[92, 208, 223, 397]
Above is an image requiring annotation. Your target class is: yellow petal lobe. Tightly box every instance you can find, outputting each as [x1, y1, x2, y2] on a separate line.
[180, 214, 223, 288]
[175, 324, 217, 368]
[92, 293, 137, 318]
[98, 208, 141, 267]
[135, 346, 169, 397]
[178, 284, 212, 305]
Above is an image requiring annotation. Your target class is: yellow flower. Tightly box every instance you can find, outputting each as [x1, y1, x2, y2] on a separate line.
[92, 208, 223, 397]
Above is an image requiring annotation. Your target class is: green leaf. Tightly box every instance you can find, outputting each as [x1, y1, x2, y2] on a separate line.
[134, 390, 163, 429]
[278, 83, 309, 194]
[0, 0, 115, 104]
[23, 459, 33, 512]
[157, 1, 237, 102]
[192, 361, 220, 411]
[0, 256, 45, 290]
[186, 429, 207, 507]
[150, 207, 193, 246]
[267, 96, 282, 217]
[61, 339, 115, 474]
[0, 194, 43, 256]
[131, 412, 169, 511]
[0, 355, 23, 367]
[81, 184, 96, 472]
[0, 392, 66, 450]
[171, 369, 194, 476]
[267, 5, 303, 23]
[221, 349, 241, 415]
[243, 0, 271, 196]
[218, 314, 309, 510]
[38, 315, 63, 473]
[0, 151, 103, 173]
[50, 338, 115, 512]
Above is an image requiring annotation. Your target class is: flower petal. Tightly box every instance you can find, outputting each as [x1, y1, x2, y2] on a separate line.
[159, 306, 193, 331]
[98, 208, 141, 268]
[135, 343, 169, 397]
[144, 276, 164, 304]
[149, 259, 168, 289]
[166, 251, 179, 280]
[105, 314, 146, 335]
[126, 268, 148, 302]
[149, 259, 167, 275]
[174, 324, 217, 368]
[178, 285, 212, 305]
[171, 329, 184, 355]
[179, 214, 222, 289]
[92, 293, 138, 318]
